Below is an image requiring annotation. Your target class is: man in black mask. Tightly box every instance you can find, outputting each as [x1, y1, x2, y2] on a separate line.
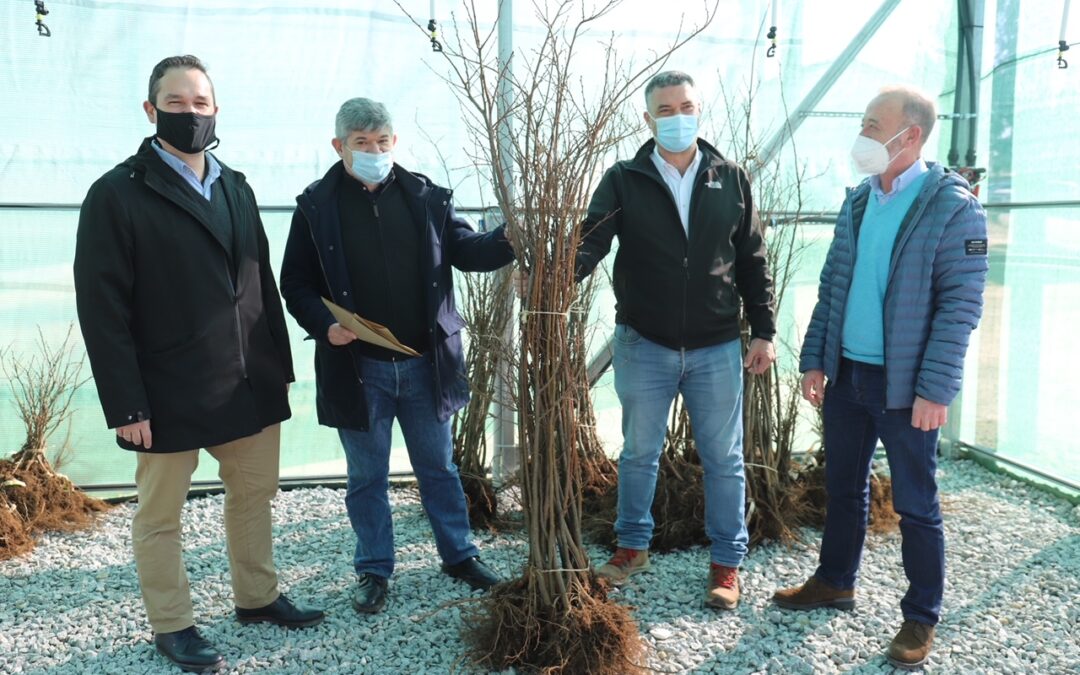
[74, 55, 323, 672]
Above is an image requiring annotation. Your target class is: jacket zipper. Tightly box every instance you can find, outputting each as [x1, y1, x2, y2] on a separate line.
[628, 164, 697, 348]
[224, 255, 248, 379]
[426, 191, 442, 393]
[140, 170, 250, 381]
[879, 182, 938, 410]
[300, 196, 364, 385]
[835, 187, 858, 375]
[370, 200, 400, 344]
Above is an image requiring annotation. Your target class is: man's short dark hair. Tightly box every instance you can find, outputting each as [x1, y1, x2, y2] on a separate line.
[147, 55, 215, 105]
[644, 71, 696, 110]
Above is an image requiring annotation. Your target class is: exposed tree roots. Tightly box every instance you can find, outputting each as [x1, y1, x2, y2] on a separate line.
[463, 572, 645, 675]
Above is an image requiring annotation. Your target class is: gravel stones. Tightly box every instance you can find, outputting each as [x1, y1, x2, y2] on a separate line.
[1, 460, 1077, 673]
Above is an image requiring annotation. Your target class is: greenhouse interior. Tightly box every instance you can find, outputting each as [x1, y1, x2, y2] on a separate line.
[1, 0, 1077, 673]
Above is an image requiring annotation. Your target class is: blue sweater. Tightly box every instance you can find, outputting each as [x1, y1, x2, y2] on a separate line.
[841, 170, 929, 364]
[800, 163, 988, 408]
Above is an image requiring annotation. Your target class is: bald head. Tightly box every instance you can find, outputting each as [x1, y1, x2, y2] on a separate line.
[871, 86, 937, 147]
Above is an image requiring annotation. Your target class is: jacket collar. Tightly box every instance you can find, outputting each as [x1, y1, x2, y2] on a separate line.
[851, 161, 957, 207]
[629, 138, 728, 178]
[124, 136, 239, 183]
[123, 137, 242, 259]
[301, 161, 443, 210]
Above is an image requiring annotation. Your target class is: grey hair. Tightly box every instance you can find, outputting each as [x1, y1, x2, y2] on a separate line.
[644, 71, 696, 110]
[877, 86, 937, 144]
[335, 98, 393, 140]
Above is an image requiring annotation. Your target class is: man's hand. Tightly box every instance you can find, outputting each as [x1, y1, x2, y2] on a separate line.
[801, 369, 826, 407]
[911, 396, 948, 431]
[117, 419, 152, 449]
[743, 338, 776, 375]
[328, 323, 358, 346]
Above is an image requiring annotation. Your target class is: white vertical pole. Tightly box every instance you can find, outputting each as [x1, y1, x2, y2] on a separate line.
[492, 0, 519, 484]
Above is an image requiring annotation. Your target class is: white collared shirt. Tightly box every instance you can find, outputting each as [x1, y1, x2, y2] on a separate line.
[870, 158, 928, 206]
[650, 145, 702, 236]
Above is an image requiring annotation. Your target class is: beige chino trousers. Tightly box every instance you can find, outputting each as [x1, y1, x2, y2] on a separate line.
[131, 424, 281, 633]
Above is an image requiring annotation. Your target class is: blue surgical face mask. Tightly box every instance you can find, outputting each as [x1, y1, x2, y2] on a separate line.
[348, 148, 394, 184]
[649, 113, 699, 153]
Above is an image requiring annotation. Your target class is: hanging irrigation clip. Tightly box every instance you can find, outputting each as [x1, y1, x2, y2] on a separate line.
[35, 1, 50, 37]
[766, 26, 778, 58]
[1058, 41, 1069, 69]
[428, 19, 443, 52]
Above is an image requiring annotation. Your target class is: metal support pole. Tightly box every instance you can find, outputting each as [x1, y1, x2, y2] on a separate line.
[943, 0, 985, 453]
[492, 0, 519, 484]
[755, 0, 903, 168]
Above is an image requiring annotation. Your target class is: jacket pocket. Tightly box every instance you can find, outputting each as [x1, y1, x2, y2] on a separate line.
[436, 310, 466, 337]
[145, 329, 210, 358]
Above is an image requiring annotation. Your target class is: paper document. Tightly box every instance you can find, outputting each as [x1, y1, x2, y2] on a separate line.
[322, 297, 422, 357]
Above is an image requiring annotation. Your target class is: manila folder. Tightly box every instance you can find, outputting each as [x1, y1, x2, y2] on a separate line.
[321, 297, 422, 357]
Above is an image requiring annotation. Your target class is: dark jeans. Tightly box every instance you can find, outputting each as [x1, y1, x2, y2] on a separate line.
[338, 355, 478, 578]
[815, 358, 945, 625]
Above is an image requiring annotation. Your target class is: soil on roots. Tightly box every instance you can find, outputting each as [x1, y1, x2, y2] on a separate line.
[584, 450, 709, 552]
[463, 573, 645, 675]
[797, 463, 899, 533]
[460, 472, 499, 531]
[581, 455, 618, 501]
[866, 475, 900, 533]
[0, 454, 111, 560]
[0, 498, 33, 559]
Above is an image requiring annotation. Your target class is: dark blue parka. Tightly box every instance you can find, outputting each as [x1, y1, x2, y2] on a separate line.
[279, 162, 515, 430]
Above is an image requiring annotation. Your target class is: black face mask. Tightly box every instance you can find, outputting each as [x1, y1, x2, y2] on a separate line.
[154, 107, 219, 154]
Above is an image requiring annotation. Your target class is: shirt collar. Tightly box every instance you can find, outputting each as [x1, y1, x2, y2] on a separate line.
[870, 157, 927, 200]
[651, 144, 701, 178]
[151, 139, 221, 184]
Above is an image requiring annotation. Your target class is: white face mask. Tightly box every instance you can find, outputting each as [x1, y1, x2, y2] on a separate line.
[850, 126, 910, 175]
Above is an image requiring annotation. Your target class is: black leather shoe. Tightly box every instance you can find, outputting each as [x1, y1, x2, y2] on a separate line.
[352, 573, 388, 614]
[235, 594, 325, 628]
[154, 626, 224, 673]
[443, 556, 503, 591]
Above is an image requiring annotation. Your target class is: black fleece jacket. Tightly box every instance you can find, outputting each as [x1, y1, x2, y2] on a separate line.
[575, 138, 776, 349]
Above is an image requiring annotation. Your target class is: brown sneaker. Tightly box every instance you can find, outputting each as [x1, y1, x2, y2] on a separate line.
[887, 620, 935, 670]
[595, 547, 650, 585]
[772, 576, 856, 611]
[705, 563, 740, 610]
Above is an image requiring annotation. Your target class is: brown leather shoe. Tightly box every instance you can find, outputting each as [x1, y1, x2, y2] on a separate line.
[705, 563, 739, 610]
[887, 620, 935, 670]
[595, 547, 650, 585]
[772, 576, 856, 611]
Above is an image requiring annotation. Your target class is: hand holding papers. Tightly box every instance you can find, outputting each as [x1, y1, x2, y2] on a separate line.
[321, 297, 422, 357]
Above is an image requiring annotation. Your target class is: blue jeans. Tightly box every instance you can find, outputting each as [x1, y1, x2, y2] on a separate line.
[612, 325, 748, 566]
[338, 355, 478, 578]
[816, 358, 944, 625]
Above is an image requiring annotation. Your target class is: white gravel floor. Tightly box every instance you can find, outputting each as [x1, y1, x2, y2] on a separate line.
[2, 457, 1078, 674]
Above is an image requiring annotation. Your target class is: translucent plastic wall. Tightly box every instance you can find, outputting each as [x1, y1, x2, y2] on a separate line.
[1, 0, 1076, 490]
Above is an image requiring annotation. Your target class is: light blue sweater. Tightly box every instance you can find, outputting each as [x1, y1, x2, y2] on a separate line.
[800, 163, 989, 408]
[841, 170, 929, 364]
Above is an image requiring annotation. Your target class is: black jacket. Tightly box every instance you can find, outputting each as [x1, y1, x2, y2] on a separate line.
[74, 138, 294, 453]
[576, 139, 776, 348]
[279, 162, 515, 430]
